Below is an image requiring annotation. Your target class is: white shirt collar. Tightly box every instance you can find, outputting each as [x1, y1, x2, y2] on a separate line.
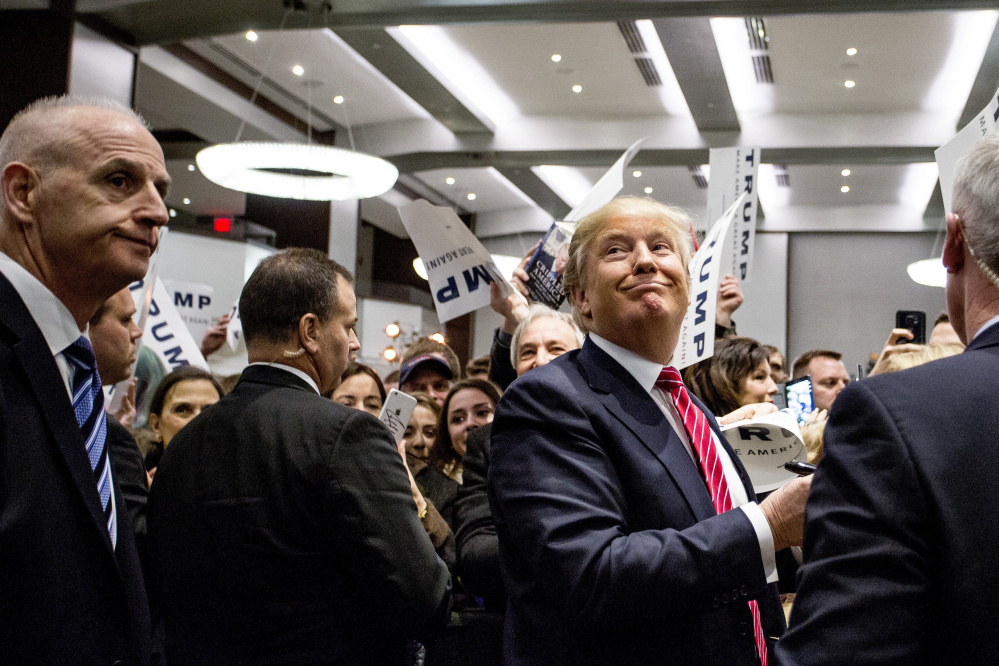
[588, 333, 669, 393]
[247, 361, 321, 395]
[973, 313, 999, 341]
[0, 251, 84, 355]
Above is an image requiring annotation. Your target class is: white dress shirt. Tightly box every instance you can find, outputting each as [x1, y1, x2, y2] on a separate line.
[589, 333, 778, 584]
[974, 313, 999, 341]
[247, 361, 321, 395]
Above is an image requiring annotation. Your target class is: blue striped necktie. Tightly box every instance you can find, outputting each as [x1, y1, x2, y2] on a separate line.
[64, 337, 116, 548]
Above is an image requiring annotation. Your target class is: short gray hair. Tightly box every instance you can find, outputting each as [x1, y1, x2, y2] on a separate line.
[510, 303, 584, 367]
[953, 132, 999, 275]
[0, 95, 147, 168]
[561, 196, 694, 333]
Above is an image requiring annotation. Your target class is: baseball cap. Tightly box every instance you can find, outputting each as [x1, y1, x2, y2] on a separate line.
[399, 353, 454, 388]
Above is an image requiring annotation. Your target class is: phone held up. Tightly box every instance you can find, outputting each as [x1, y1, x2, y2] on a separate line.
[896, 310, 926, 345]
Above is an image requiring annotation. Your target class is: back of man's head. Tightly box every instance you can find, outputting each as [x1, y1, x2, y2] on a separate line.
[953, 133, 999, 283]
[792, 349, 842, 379]
[239, 248, 352, 346]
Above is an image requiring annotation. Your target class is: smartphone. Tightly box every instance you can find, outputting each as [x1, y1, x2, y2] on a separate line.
[895, 310, 926, 345]
[784, 376, 815, 427]
[378, 389, 418, 443]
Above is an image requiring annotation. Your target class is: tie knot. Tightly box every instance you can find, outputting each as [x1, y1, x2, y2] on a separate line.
[655, 366, 684, 392]
[64, 336, 96, 372]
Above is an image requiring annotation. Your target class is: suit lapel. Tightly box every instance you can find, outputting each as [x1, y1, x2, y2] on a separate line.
[0, 275, 114, 554]
[577, 340, 717, 522]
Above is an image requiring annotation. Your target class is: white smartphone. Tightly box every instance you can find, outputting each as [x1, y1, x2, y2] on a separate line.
[378, 389, 418, 443]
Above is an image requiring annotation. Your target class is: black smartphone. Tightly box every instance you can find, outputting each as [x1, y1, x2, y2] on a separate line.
[895, 310, 926, 345]
[784, 460, 817, 476]
[784, 376, 815, 427]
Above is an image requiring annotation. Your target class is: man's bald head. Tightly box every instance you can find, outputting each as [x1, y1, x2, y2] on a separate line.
[0, 96, 148, 176]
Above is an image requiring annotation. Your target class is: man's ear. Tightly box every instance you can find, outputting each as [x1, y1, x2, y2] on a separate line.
[571, 285, 591, 320]
[943, 213, 966, 274]
[299, 313, 320, 355]
[1, 163, 39, 225]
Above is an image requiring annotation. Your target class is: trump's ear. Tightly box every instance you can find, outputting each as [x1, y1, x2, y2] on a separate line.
[1, 163, 39, 226]
[571, 285, 592, 320]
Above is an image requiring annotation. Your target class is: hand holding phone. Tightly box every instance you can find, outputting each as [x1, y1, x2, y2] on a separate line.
[378, 389, 418, 443]
[784, 376, 815, 427]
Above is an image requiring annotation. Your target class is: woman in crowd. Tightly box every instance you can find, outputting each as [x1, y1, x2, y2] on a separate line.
[429, 379, 502, 484]
[331, 363, 386, 417]
[683, 336, 778, 417]
[144, 366, 224, 477]
[402, 393, 459, 528]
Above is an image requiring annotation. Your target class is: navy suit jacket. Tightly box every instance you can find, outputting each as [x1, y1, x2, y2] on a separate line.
[0, 273, 151, 664]
[489, 338, 784, 666]
[775, 322, 999, 665]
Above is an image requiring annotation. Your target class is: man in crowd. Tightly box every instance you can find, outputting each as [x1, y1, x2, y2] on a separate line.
[791, 349, 849, 412]
[399, 338, 460, 405]
[148, 249, 451, 664]
[776, 136, 999, 663]
[489, 196, 810, 665]
[0, 96, 169, 663]
[929, 311, 963, 345]
[90, 287, 151, 559]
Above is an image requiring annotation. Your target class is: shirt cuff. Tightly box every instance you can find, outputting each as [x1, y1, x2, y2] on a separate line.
[740, 502, 778, 584]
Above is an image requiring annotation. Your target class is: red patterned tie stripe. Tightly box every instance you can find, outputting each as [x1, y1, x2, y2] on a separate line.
[656, 367, 768, 666]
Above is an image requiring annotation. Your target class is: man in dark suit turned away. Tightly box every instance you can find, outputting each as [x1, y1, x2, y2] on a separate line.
[148, 248, 451, 665]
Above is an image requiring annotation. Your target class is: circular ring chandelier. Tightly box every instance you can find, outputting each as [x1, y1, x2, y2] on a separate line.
[196, 142, 399, 201]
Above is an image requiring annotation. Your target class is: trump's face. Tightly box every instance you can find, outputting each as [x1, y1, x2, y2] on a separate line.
[572, 214, 689, 360]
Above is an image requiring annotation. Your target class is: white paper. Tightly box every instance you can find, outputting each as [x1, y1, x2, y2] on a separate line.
[564, 138, 646, 223]
[225, 298, 242, 351]
[672, 192, 747, 370]
[134, 277, 209, 372]
[163, 278, 214, 344]
[935, 85, 999, 214]
[721, 410, 805, 493]
[707, 146, 760, 282]
[398, 200, 514, 323]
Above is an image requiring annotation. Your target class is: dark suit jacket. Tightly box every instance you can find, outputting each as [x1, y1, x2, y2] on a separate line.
[107, 416, 149, 562]
[775, 323, 999, 665]
[0, 273, 152, 665]
[147, 365, 452, 665]
[489, 338, 784, 666]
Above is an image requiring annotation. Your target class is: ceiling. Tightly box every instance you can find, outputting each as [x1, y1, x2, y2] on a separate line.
[61, 0, 999, 239]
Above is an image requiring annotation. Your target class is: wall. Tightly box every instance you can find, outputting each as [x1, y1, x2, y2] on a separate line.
[787, 232, 946, 373]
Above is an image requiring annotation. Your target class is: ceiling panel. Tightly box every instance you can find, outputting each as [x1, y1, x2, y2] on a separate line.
[163, 159, 246, 217]
[436, 22, 680, 118]
[188, 28, 433, 131]
[413, 166, 537, 212]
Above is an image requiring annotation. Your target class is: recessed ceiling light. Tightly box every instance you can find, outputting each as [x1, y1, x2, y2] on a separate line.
[551, 54, 562, 62]
[840, 185, 850, 193]
[846, 47, 857, 56]
[292, 64, 304, 76]
[169, 208, 177, 218]
[467, 193, 476, 201]
[841, 168, 851, 177]
[182, 197, 191, 204]
[572, 84, 582, 93]
[644, 187, 654, 194]
[844, 80, 856, 88]
[445, 177, 455, 185]
[246, 30, 258, 42]
[333, 95, 344, 104]
[187, 164, 196, 172]
[633, 170, 642, 178]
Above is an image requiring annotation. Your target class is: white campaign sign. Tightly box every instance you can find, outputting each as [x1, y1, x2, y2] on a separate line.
[707, 146, 760, 282]
[672, 192, 747, 370]
[128, 277, 209, 372]
[935, 84, 999, 214]
[163, 278, 214, 344]
[398, 200, 513, 323]
[721, 410, 806, 494]
[564, 138, 646, 222]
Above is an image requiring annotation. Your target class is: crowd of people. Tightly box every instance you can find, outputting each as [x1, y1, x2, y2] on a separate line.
[1, 94, 997, 666]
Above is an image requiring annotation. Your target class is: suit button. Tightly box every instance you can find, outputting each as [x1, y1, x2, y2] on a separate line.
[738, 621, 749, 636]
[112, 661, 123, 666]
[712, 596, 720, 608]
[740, 585, 748, 596]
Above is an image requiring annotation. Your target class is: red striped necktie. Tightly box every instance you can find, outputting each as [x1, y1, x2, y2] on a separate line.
[655, 366, 767, 666]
